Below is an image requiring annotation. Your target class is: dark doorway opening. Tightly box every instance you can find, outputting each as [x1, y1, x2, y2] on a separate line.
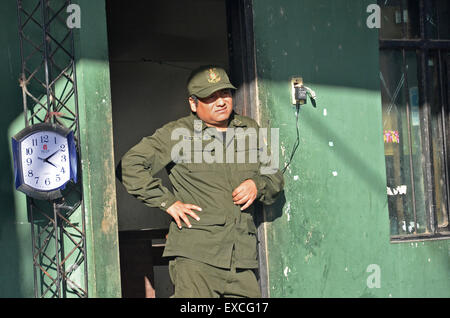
[106, 0, 261, 298]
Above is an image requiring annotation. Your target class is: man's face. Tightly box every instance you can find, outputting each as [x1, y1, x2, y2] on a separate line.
[189, 89, 233, 129]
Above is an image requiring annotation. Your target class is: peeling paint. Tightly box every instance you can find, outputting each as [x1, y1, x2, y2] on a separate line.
[305, 252, 313, 262]
[280, 143, 286, 156]
[284, 201, 291, 222]
[284, 266, 291, 278]
[305, 231, 312, 244]
[101, 160, 117, 235]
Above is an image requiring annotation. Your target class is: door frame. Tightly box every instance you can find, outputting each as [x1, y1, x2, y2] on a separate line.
[227, 0, 269, 297]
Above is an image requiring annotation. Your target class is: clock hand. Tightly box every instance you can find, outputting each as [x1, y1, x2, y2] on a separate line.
[44, 149, 60, 161]
[37, 156, 58, 168]
[45, 160, 58, 168]
[37, 150, 60, 167]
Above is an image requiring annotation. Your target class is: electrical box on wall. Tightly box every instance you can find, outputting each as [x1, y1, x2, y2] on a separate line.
[290, 76, 317, 107]
[291, 77, 310, 106]
[290, 77, 303, 105]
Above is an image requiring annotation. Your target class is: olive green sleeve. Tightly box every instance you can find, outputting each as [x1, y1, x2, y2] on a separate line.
[121, 126, 178, 211]
[252, 168, 284, 206]
[250, 121, 285, 206]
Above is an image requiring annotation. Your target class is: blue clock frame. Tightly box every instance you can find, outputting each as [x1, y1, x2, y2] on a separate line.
[11, 123, 78, 201]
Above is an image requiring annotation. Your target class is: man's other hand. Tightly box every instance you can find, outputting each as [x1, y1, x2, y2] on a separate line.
[166, 201, 202, 229]
[232, 179, 257, 211]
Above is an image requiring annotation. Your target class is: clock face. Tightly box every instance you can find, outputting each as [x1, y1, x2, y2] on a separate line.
[20, 131, 71, 191]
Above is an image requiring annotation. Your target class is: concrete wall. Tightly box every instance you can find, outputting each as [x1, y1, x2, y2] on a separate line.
[253, 0, 450, 297]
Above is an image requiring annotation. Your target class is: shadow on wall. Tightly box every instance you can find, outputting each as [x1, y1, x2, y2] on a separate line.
[261, 191, 286, 225]
[0, 0, 32, 298]
[250, 0, 387, 246]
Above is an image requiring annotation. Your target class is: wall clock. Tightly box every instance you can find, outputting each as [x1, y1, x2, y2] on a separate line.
[11, 123, 78, 200]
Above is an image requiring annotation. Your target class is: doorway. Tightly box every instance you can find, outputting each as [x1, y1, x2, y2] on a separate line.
[106, 0, 260, 297]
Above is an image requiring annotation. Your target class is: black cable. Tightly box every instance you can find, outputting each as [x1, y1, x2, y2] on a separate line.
[282, 103, 301, 174]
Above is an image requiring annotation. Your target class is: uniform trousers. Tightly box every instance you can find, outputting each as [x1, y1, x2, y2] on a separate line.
[169, 257, 261, 298]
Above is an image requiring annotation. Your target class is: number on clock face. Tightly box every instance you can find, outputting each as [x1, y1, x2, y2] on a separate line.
[21, 131, 71, 191]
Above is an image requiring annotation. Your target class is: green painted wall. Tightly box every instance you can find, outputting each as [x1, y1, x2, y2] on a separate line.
[253, 0, 450, 297]
[74, 0, 121, 297]
[0, 0, 34, 297]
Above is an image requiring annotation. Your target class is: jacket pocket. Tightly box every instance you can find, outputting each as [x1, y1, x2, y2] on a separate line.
[247, 218, 257, 234]
[189, 213, 226, 228]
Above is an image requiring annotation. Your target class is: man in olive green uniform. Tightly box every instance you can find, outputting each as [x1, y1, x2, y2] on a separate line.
[121, 65, 284, 298]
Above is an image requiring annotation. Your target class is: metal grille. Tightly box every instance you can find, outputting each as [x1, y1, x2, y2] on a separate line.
[16, 0, 87, 297]
[379, 0, 450, 241]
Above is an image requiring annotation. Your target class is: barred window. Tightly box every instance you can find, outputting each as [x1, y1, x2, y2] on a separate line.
[378, 0, 450, 241]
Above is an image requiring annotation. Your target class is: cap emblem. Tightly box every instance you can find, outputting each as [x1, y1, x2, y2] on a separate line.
[206, 68, 221, 83]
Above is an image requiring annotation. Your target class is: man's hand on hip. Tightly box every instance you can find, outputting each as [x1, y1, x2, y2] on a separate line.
[166, 201, 202, 229]
[232, 179, 258, 211]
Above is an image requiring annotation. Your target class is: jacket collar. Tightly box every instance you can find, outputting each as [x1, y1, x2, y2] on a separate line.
[189, 111, 247, 131]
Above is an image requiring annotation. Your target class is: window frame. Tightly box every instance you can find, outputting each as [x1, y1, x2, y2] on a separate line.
[378, 0, 450, 242]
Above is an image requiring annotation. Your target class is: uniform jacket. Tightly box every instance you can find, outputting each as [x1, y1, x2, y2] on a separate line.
[121, 111, 284, 269]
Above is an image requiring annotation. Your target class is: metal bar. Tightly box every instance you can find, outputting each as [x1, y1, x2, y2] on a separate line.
[419, 0, 425, 39]
[17, 0, 29, 126]
[390, 231, 450, 242]
[28, 198, 39, 298]
[52, 203, 61, 297]
[420, 47, 437, 234]
[401, 48, 418, 234]
[400, 0, 406, 39]
[58, 210, 67, 298]
[16, 0, 87, 297]
[40, 0, 51, 121]
[46, 2, 67, 26]
[433, 50, 450, 230]
[47, 32, 74, 59]
[56, 210, 84, 236]
[438, 50, 450, 229]
[20, 2, 41, 28]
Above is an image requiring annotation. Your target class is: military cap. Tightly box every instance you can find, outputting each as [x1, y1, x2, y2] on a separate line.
[187, 65, 237, 98]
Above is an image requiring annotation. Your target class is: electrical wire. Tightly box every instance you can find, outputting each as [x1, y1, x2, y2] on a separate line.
[281, 103, 301, 174]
